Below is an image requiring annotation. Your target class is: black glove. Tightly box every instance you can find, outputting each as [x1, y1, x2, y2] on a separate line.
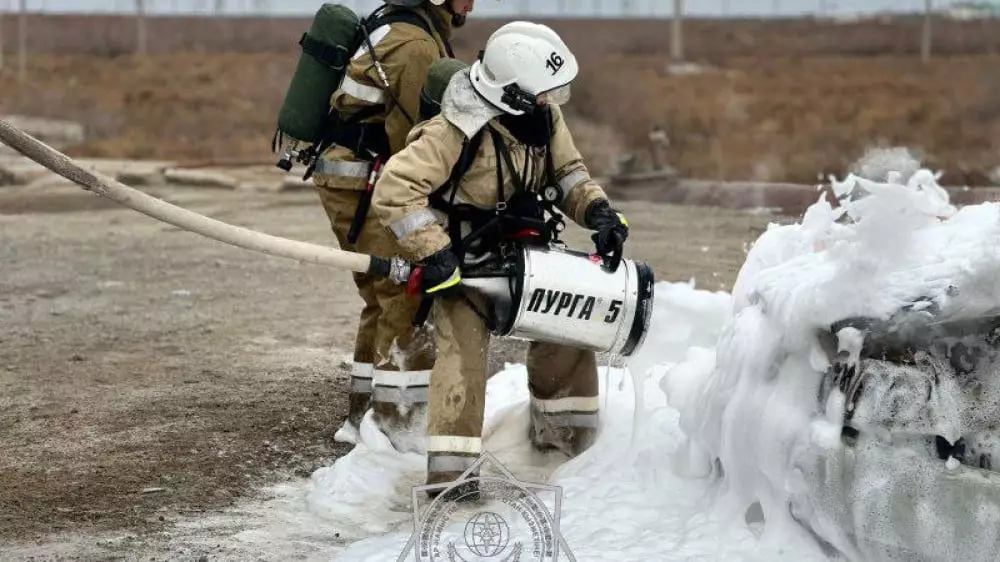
[584, 199, 629, 272]
[414, 247, 462, 299]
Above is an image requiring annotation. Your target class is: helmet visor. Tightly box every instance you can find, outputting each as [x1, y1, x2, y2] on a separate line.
[538, 83, 571, 106]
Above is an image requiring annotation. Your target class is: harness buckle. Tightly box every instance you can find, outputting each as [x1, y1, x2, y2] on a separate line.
[495, 201, 507, 212]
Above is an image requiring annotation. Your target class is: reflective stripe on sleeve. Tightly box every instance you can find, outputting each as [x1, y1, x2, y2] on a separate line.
[557, 168, 591, 198]
[389, 209, 439, 239]
[340, 75, 386, 104]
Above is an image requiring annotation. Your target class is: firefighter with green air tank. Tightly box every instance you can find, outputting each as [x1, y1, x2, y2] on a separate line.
[272, 0, 475, 450]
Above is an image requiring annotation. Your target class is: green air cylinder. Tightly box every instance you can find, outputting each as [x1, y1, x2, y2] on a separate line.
[419, 58, 469, 121]
[276, 3, 361, 144]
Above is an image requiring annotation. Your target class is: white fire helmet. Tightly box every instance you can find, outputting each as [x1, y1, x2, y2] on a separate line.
[469, 21, 580, 116]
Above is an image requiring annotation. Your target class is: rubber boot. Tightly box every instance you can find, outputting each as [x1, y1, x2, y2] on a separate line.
[529, 408, 598, 458]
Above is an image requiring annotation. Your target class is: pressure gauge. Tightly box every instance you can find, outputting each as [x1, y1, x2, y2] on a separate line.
[541, 184, 562, 204]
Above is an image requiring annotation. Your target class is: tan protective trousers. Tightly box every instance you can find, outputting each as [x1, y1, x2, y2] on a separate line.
[425, 296, 600, 485]
[314, 186, 435, 446]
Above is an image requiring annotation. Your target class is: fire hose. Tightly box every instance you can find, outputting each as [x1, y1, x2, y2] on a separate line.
[0, 119, 412, 285]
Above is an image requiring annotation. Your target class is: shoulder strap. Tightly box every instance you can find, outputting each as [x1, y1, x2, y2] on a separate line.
[544, 108, 558, 188]
[367, 7, 433, 38]
[428, 129, 485, 210]
[367, 7, 453, 58]
[492, 126, 526, 202]
[451, 130, 485, 190]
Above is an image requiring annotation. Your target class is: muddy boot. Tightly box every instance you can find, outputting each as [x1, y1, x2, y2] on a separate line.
[334, 390, 372, 444]
[530, 424, 598, 457]
[529, 408, 599, 458]
[426, 468, 481, 502]
[371, 399, 428, 453]
[334, 364, 374, 444]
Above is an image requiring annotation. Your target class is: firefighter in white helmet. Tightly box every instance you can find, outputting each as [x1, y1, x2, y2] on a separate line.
[310, 0, 473, 449]
[372, 21, 629, 492]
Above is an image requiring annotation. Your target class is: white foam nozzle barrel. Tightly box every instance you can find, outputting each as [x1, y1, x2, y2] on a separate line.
[461, 246, 654, 357]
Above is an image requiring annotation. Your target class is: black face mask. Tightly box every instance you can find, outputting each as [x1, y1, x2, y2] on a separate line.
[497, 106, 551, 148]
[451, 13, 466, 27]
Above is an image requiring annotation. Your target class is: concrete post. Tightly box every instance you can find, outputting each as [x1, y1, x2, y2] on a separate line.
[671, 0, 684, 61]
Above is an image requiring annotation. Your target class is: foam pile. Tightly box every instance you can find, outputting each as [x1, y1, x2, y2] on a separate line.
[666, 151, 1000, 561]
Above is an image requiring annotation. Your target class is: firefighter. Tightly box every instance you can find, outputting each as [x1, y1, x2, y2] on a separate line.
[371, 21, 630, 489]
[310, 0, 475, 449]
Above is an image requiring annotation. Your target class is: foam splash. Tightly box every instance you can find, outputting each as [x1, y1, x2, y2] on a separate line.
[667, 154, 1000, 561]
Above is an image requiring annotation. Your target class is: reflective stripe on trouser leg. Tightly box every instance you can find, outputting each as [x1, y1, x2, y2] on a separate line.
[426, 297, 491, 483]
[530, 395, 600, 428]
[372, 369, 431, 407]
[350, 362, 375, 393]
[428, 435, 482, 475]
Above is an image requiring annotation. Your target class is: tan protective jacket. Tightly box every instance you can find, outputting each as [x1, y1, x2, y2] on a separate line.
[372, 103, 608, 261]
[313, 5, 454, 190]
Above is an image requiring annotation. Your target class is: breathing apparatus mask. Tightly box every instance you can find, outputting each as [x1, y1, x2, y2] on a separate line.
[497, 106, 551, 148]
[475, 43, 572, 148]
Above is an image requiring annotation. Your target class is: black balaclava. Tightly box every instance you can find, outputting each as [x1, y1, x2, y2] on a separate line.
[497, 105, 552, 148]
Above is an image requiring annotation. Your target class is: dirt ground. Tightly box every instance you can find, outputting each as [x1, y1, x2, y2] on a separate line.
[0, 179, 773, 559]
